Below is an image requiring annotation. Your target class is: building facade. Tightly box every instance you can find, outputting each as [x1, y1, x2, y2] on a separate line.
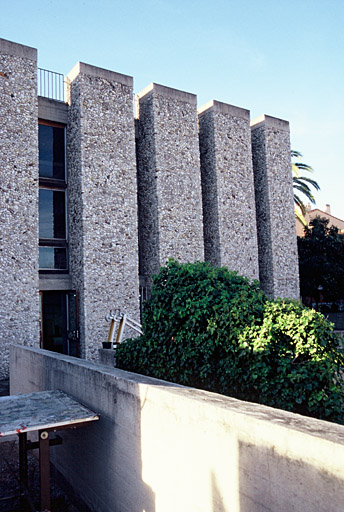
[0, 38, 300, 378]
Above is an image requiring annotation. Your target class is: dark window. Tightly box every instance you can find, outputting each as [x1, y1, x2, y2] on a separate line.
[39, 121, 67, 271]
[39, 247, 67, 270]
[39, 189, 66, 239]
[39, 124, 65, 180]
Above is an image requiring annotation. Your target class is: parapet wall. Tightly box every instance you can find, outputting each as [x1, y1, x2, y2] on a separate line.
[10, 345, 344, 512]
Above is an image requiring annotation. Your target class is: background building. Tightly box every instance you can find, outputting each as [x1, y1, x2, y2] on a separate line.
[296, 204, 344, 237]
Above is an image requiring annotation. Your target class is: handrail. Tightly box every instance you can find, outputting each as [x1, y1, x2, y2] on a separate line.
[38, 68, 65, 102]
[105, 309, 143, 346]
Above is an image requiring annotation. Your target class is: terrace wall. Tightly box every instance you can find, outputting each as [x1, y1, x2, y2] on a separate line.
[10, 345, 344, 512]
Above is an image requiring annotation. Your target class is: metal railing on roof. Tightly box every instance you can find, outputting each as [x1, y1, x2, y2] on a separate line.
[38, 67, 65, 102]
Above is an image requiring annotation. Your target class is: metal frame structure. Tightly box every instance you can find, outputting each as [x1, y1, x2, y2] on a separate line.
[105, 309, 143, 347]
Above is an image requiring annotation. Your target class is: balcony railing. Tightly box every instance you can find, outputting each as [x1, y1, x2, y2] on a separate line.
[38, 68, 65, 102]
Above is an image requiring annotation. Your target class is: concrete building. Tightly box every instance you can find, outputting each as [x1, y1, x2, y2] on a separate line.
[0, 37, 299, 378]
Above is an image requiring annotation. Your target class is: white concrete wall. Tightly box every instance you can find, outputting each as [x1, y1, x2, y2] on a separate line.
[10, 345, 344, 512]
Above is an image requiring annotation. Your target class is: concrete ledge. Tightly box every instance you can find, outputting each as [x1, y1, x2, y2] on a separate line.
[198, 99, 250, 120]
[250, 114, 290, 131]
[137, 82, 197, 105]
[0, 38, 37, 61]
[39, 274, 72, 291]
[66, 61, 133, 87]
[38, 97, 68, 124]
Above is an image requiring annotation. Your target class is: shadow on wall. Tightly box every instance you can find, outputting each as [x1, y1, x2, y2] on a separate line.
[210, 441, 344, 512]
[238, 440, 344, 512]
[51, 376, 156, 512]
[211, 472, 228, 512]
[53, 409, 156, 512]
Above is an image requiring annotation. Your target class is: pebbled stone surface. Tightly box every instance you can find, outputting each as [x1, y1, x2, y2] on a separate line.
[199, 101, 259, 280]
[0, 43, 40, 379]
[0, 37, 301, 379]
[66, 65, 140, 361]
[251, 116, 300, 299]
[136, 84, 204, 286]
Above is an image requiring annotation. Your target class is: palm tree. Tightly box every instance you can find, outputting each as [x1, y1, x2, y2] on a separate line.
[291, 150, 320, 226]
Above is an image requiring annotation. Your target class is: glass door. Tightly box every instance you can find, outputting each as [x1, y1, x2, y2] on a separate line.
[41, 291, 79, 356]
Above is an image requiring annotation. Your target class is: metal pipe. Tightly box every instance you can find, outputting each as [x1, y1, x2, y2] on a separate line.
[105, 309, 143, 345]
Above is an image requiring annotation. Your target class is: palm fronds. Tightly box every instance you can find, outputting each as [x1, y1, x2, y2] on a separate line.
[291, 150, 320, 225]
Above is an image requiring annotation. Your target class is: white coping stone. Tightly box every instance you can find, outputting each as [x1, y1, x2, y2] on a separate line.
[136, 82, 197, 105]
[66, 61, 133, 87]
[251, 114, 290, 131]
[198, 99, 250, 120]
[0, 38, 37, 60]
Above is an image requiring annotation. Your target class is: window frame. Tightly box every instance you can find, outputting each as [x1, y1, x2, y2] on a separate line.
[38, 119, 68, 274]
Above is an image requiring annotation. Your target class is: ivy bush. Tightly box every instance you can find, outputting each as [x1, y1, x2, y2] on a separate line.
[237, 300, 344, 423]
[116, 260, 344, 424]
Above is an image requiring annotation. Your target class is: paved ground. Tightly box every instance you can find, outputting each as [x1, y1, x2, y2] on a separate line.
[0, 380, 82, 512]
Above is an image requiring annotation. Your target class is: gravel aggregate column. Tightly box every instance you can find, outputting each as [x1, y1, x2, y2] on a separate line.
[0, 39, 39, 379]
[251, 115, 300, 299]
[66, 64, 140, 360]
[199, 100, 259, 280]
[136, 83, 204, 286]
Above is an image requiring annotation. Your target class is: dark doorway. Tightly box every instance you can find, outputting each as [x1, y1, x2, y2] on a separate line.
[40, 291, 79, 357]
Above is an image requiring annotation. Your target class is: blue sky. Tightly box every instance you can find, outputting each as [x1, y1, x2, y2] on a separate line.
[2, 0, 343, 219]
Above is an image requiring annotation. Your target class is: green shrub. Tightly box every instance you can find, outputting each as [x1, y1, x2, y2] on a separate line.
[237, 300, 344, 423]
[117, 260, 266, 392]
[116, 260, 344, 424]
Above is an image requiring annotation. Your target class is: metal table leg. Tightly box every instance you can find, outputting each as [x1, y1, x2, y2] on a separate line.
[18, 432, 28, 509]
[39, 430, 51, 511]
[19, 432, 28, 487]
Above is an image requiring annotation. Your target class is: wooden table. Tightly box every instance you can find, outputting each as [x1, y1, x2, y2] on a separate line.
[0, 389, 99, 511]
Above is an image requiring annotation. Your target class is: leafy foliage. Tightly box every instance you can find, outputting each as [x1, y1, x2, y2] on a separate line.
[117, 260, 266, 391]
[298, 216, 344, 303]
[116, 260, 344, 424]
[237, 300, 344, 423]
